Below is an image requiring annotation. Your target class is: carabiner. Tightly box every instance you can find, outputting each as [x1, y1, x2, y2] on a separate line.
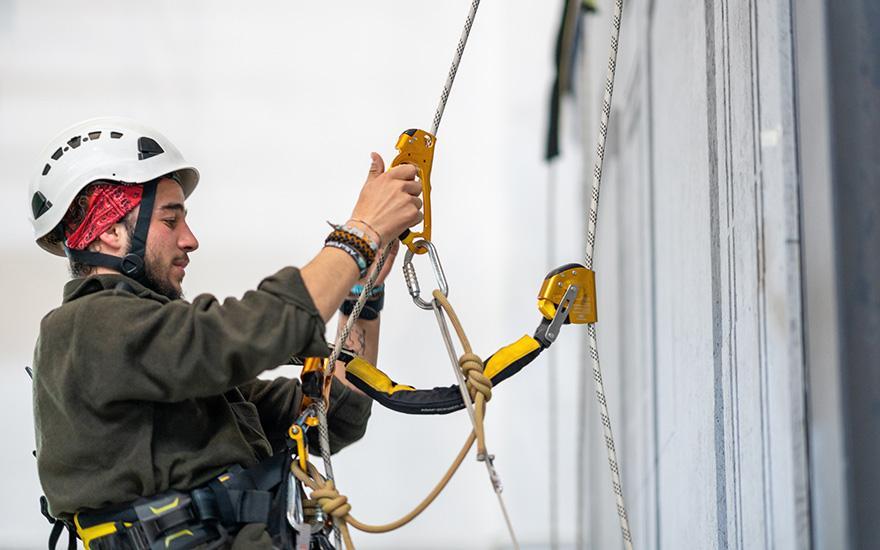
[402, 239, 448, 310]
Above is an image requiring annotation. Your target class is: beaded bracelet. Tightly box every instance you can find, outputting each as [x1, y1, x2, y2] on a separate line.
[350, 283, 385, 299]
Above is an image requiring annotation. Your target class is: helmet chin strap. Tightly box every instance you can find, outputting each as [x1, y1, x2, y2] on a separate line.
[63, 179, 158, 283]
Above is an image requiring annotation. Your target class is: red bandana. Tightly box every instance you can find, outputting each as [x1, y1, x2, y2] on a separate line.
[65, 184, 144, 250]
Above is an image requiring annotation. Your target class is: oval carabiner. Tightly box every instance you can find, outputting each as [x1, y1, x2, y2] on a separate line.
[391, 129, 436, 255]
[402, 239, 448, 310]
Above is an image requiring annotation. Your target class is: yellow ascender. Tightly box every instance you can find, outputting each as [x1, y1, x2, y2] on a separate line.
[535, 263, 597, 346]
[391, 129, 436, 255]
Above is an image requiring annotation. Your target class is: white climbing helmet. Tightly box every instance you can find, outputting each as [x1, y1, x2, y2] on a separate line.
[28, 116, 200, 256]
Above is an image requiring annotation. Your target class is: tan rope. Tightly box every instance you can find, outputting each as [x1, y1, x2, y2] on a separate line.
[289, 292, 496, 548]
[431, 290, 492, 456]
[291, 432, 477, 549]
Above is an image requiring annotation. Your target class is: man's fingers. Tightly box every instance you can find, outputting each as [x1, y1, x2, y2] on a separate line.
[386, 163, 418, 180]
[400, 179, 422, 196]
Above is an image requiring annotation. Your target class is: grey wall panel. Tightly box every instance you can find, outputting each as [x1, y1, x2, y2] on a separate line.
[578, 0, 809, 548]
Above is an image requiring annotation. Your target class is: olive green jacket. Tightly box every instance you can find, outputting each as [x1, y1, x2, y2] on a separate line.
[32, 267, 372, 518]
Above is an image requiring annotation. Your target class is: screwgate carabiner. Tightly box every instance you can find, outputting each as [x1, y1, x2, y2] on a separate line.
[402, 239, 448, 310]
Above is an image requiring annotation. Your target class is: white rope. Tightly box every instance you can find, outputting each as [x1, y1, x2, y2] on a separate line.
[582, 0, 634, 548]
[318, 243, 393, 548]
[431, 0, 481, 136]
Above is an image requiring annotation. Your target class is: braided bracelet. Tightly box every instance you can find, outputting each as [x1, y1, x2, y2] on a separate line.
[328, 221, 378, 255]
[324, 240, 368, 278]
[326, 228, 376, 266]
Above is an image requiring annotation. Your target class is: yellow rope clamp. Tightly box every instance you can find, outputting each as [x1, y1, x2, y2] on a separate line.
[391, 129, 436, 255]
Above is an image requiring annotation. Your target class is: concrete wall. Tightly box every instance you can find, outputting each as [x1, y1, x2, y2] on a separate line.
[576, 1, 810, 548]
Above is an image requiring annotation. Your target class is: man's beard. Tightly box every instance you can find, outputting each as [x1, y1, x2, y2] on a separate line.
[120, 220, 184, 300]
[143, 260, 183, 300]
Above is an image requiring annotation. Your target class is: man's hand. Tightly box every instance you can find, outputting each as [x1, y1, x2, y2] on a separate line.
[349, 153, 423, 246]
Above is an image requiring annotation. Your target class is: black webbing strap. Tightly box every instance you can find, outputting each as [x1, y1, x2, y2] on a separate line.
[41, 496, 75, 550]
[47, 520, 76, 550]
[126, 179, 157, 270]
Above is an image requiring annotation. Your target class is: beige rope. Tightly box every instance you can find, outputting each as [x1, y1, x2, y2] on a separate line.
[431, 290, 493, 457]
[291, 432, 477, 549]
[290, 292, 495, 549]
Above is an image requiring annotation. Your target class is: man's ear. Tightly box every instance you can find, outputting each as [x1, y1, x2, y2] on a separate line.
[92, 222, 129, 255]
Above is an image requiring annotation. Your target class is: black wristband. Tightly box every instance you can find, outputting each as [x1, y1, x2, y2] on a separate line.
[339, 293, 384, 320]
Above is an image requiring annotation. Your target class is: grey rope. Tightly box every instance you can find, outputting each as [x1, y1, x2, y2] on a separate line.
[582, 0, 634, 548]
[318, 242, 394, 548]
[431, 0, 481, 136]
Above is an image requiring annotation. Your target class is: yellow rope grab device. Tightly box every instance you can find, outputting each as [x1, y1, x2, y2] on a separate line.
[283, 0, 632, 548]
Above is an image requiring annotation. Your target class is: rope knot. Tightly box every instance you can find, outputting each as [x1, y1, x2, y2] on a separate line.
[459, 352, 492, 402]
[311, 479, 351, 520]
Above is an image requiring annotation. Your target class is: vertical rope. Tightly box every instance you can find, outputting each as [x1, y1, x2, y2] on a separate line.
[431, 0, 482, 136]
[582, 0, 634, 548]
[584, 0, 621, 267]
[318, 242, 393, 548]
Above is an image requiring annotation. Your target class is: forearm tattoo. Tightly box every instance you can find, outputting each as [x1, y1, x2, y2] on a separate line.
[347, 325, 367, 356]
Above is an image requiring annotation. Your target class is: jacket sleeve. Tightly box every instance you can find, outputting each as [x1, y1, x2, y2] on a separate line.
[240, 376, 373, 455]
[77, 267, 331, 403]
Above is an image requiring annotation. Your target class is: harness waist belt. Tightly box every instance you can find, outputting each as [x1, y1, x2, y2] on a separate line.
[74, 452, 290, 550]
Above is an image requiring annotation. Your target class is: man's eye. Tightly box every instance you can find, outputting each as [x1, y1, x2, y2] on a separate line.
[163, 218, 177, 227]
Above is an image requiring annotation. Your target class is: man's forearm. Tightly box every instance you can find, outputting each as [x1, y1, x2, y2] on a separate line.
[300, 247, 361, 322]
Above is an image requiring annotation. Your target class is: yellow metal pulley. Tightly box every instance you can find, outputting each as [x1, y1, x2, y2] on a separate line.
[391, 128, 436, 255]
[537, 263, 598, 324]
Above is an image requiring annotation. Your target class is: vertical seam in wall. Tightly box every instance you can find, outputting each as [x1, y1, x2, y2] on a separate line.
[747, 0, 774, 546]
[719, 0, 743, 546]
[646, 6, 661, 548]
[706, 0, 730, 548]
[787, 1, 816, 546]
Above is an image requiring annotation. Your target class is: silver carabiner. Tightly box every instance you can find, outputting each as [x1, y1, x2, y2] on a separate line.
[402, 239, 449, 310]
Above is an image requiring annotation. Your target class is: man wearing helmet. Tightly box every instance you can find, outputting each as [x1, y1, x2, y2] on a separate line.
[28, 118, 422, 549]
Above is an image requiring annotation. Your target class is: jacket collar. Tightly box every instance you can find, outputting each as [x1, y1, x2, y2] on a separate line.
[62, 273, 171, 304]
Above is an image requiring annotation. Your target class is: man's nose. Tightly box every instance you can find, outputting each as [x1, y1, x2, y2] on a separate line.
[179, 221, 199, 252]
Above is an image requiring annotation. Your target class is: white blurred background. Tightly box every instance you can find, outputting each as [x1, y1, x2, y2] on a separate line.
[0, 2, 591, 548]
